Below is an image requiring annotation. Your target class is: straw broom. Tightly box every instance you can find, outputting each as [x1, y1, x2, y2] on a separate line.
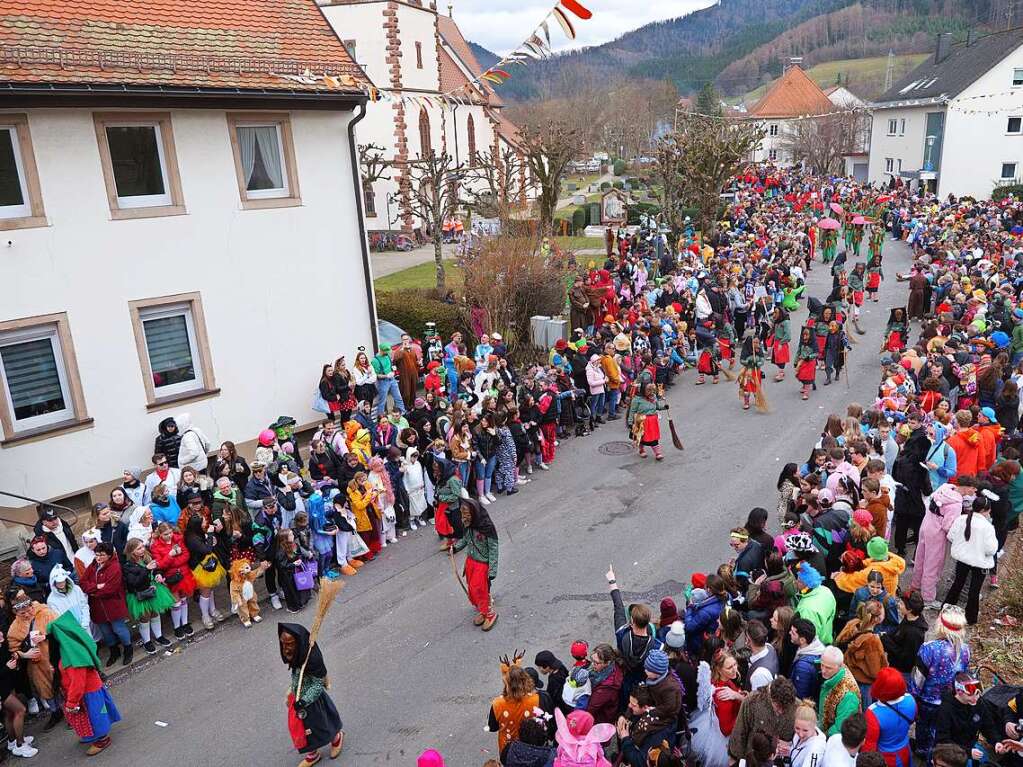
[752, 343, 769, 414]
[296, 579, 345, 696]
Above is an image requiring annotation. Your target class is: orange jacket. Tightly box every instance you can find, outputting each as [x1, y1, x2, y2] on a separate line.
[976, 423, 1001, 472]
[947, 427, 981, 480]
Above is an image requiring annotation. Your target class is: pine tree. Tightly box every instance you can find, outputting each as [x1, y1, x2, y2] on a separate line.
[695, 82, 722, 117]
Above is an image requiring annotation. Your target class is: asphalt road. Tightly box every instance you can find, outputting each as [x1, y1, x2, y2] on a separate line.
[43, 239, 912, 766]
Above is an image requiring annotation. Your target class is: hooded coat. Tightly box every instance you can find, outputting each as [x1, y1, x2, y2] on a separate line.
[892, 430, 932, 521]
[154, 417, 183, 467]
[175, 413, 211, 472]
[45, 566, 90, 630]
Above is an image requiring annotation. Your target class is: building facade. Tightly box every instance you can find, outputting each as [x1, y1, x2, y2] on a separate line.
[0, 1, 375, 539]
[318, 0, 526, 231]
[869, 28, 1023, 198]
[748, 66, 837, 166]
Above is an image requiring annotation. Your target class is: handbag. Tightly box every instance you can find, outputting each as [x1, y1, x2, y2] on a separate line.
[311, 390, 331, 416]
[164, 571, 184, 586]
[346, 532, 370, 559]
[136, 585, 157, 601]
[293, 561, 316, 591]
[201, 554, 219, 573]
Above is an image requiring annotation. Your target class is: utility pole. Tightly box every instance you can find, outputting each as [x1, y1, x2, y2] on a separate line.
[1008, 0, 1016, 30]
[884, 49, 895, 93]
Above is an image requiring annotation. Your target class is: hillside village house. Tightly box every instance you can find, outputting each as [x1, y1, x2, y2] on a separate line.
[747, 65, 837, 166]
[824, 85, 872, 181]
[868, 28, 1023, 197]
[0, 0, 375, 542]
[317, 0, 528, 232]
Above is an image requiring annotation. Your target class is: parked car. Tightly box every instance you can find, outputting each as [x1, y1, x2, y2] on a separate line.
[376, 319, 408, 349]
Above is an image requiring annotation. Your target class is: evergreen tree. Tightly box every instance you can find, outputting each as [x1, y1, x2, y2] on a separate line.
[695, 82, 722, 117]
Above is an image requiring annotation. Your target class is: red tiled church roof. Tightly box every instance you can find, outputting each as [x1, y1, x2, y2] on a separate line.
[0, 0, 367, 93]
[437, 14, 502, 107]
[748, 65, 834, 118]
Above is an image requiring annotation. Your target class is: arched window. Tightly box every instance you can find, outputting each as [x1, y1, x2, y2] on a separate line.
[467, 114, 477, 166]
[418, 109, 431, 159]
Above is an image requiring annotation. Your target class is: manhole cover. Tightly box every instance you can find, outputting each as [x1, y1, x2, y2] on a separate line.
[598, 441, 636, 456]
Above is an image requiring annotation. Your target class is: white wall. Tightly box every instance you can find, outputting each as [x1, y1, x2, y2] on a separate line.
[753, 120, 794, 165]
[0, 106, 373, 506]
[942, 44, 1023, 198]
[320, 3, 387, 86]
[396, 4, 439, 92]
[867, 105, 931, 185]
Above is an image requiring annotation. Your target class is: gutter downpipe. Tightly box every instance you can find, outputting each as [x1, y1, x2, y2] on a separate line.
[347, 101, 380, 349]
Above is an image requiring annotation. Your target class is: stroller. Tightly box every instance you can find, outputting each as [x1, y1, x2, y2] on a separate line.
[573, 394, 592, 437]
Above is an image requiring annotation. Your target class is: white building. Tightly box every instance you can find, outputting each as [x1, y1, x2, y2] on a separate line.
[869, 28, 1023, 197]
[824, 85, 871, 181]
[747, 65, 837, 166]
[317, 1, 527, 231]
[0, 1, 375, 532]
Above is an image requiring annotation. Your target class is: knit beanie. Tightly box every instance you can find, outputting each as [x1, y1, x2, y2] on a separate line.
[852, 509, 873, 528]
[664, 620, 686, 649]
[644, 649, 669, 677]
[417, 750, 445, 767]
[866, 536, 889, 561]
[870, 666, 906, 702]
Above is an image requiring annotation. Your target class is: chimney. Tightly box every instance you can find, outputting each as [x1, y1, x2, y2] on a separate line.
[934, 32, 953, 64]
[448, 3, 453, 17]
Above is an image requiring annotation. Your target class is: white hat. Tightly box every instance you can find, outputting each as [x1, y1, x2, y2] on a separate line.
[491, 332, 502, 341]
[664, 620, 686, 649]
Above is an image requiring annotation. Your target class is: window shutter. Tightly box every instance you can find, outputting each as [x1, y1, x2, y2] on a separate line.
[143, 314, 195, 384]
[1, 338, 64, 415]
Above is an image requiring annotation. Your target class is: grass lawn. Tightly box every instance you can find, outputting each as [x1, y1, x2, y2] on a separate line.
[556, 236, 604, 251]
[374, 259, 462, 292]
[737, 53, 929, 104]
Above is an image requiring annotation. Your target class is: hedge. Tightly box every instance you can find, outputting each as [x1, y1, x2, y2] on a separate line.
[613, 181, 625, 190]
[613, 159, 626, 176]
[375, 289, 464, 342]
[628, 202, 660, 225]
[600, 181, 611, 191]
[993, 183, 1023, 202]
[571, 207, 587, 235]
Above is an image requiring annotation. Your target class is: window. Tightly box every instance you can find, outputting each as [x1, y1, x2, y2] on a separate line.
[467, 114, 477, 166]
[94, 113, 184, 219]
[768, 148, 778, 161]
[0, 313, 89, 442]
[1008, 117, 1023, 134]
[885, 157, 895, 173]
[362, 180, 376, 217]
[343, 39, 357, 61]
[769, 123, 779, 137]
[887, 118, 898, 136]
[1014, 68, 1023, 86]
[129, 294, 217, 409]
[897, 158, 903, 173]
[416, 42, 424, 69]
[419, 109, 432, 159]
[899, 118, 906, 136]
[0, 115, 45, 230]
[1002, 162, 1018, 180]
[226, 114, 301, 209]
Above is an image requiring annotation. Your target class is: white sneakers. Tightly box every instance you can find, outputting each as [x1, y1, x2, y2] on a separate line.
[26, 700, 38, 716]
[486, 493, 497, 502]
[480, 496, 491, 506]
[10, 736, 37, 757]
[270, 594, 283, 611]
[539, 463, 550, 471]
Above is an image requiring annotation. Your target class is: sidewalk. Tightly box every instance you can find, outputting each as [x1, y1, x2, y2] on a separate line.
[371, 243, 455, 278]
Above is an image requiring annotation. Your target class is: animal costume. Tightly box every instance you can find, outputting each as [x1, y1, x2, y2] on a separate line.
[230, 559, 267, 627]
[488, 654, 540, 753]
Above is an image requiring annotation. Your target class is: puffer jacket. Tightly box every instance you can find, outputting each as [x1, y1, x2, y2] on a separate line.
[154, 417, 182, 467]
[683, 593, 725, 657]
[947, 511, 998, 569]
[175, 413, 211, 472]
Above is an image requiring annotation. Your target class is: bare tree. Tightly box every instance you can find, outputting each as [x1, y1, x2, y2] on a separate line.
[461, 147, 532, 227]
[657, 115, 766, 235]
[358, 142, 392, 185]
[519, 119, 580, 238]
[405, 151, 464, 293]
[782, 111, 865, 176]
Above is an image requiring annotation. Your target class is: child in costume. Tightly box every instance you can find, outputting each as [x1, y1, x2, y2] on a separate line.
[770, 308, 791, 382]
[47, 612, 121, 756]
[229, 558, 267, 627]
[847, 262, 866, 333]
[795, 327, 818, 401]
[368, 457, 398, 547]
[627, 382, 670, 460]
[866, 255, 883, 302]
[715, 316, 736, 371]
[737, 336, 765, 412]
[824, 321, 850, 387]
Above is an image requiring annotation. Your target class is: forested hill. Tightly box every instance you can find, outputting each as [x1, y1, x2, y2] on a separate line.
[470, 0, 1006, 101]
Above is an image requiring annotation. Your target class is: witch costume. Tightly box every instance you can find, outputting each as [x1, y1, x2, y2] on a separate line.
[47, 611, 121, 756]
[279, 623, 343, 766]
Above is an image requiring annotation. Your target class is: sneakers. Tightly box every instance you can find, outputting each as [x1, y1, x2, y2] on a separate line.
[211, 610, 227, 623]
[526, 465, 534, 475]
[182, 623, 195, 637]
[409, 519, 419, 531]
[155, 635, 172, 648]
[7, 737, 34, 751]
[143, 641, 157, 655]
[479, 496, 491, 506]
[990, 575, 1000, 588]
[506, 488, 519, 496]
[925, 600, 943, 610]
[10, 742, 37, 758]
[242, 620, 252, 628]
[486, 493, 497, 502]
[270, 594, 283, 610]
[173, 626, 186, 640]
[202, 616, 215, 630]
[539, 463, 550, 471]
[26, 699, 39, 716]
[252, 614, 262, 623]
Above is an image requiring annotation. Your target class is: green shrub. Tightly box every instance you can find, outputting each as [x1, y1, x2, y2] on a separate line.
[628, 202, 660, 225]
[613, 181, 625, 190]
[571, 207, 587, 235]
[993, 183, 1023, 202]
[613, 159, 626, 176]
[375, 289, 464, 342]
[600, 181, 611, 191]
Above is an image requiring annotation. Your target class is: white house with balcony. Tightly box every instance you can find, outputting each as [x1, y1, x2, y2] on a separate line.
[869, 28, 1023, 197]
[0, 0, 375, 535]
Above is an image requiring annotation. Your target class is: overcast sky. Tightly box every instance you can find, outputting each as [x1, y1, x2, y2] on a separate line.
[450, 0, 716, 55]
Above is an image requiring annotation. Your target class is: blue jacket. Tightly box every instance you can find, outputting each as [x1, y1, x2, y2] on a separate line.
[150, 497, 182, 527]
[683, 594, 725, 657]
[848, 586, 900, 633]
[790, 643, 823, 700]
[28, 546, 73, 592]
[925, 428, 957, 492]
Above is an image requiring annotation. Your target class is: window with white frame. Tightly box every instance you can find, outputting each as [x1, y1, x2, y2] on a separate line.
[1002, 162, 1018, 180]
[885, 157, 894, 173]
[235, 123, 288, 198]
[1014, 68, 1023, 87]
[95, 113, 184, 218]
[138, 303, 203, 396]
[887, 118, 898, 136]
[0, 324, 72, 431]
[769, 123, 779, 137]
[768, 148, 778, 161]
[899, 118, 906, 136]
[897, 158, 903, 173]
[1008, 116, 1022, 134]
[0, 125, 30, 220]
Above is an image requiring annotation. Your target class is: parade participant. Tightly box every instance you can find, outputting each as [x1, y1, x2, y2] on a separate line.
[847, 263, 866, 334]
[452, 498, 499, 631]
[770, 307, 791, 382]
[279, 623, 344, 767]
[47, 611, 121, 756]
[738, 336, 766, 412]
[824, 321, 850, 386]
[795, 326, 818, 401]
[911, 606, 970, 757]
[882, 308, 907, 355]
[627, 383, 670, 460]
[863, 667, 916, 767]
[122, 538, 175, 654]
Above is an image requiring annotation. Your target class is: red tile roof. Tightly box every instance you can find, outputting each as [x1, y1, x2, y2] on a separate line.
[748, 65, 834, 118]
[0, 0, 368, 93]
[491, 109, 521, 149]
[437, 14, 502, 106]
[439, 46, 486, 101]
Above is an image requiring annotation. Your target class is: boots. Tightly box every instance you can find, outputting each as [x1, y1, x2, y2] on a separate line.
[653, 446, 664, 461]
[105, 645, 121, 668]
[122, 643, 134, 666]
[824, 370, 832, 385]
